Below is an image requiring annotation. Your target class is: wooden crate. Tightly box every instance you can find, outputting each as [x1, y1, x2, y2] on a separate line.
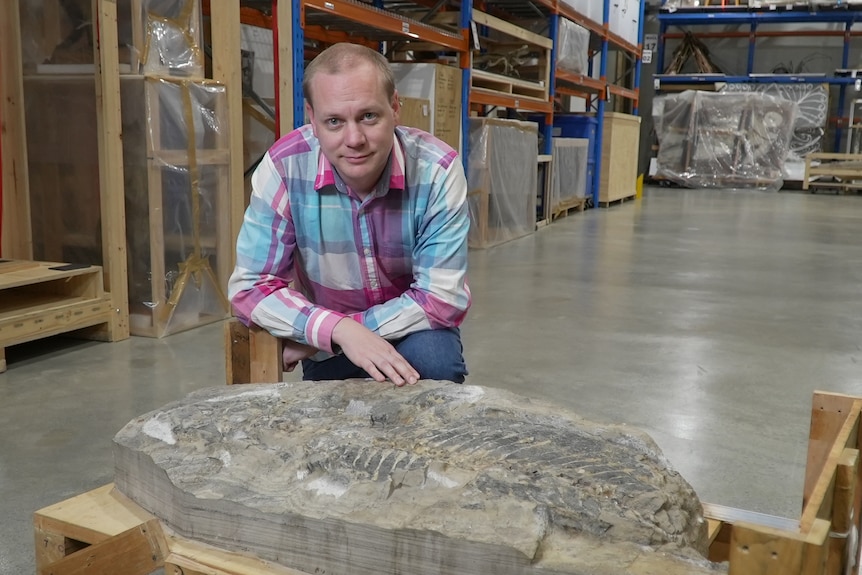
[34, 391, 862, 574]
[466, 118, 538, 249]
[0, 260, 114, 372]
[599, 112, 641, 205]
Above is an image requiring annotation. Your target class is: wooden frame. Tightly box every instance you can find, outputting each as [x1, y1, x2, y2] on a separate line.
[0, 0, 244, 348]
[33, 390, 862, 574]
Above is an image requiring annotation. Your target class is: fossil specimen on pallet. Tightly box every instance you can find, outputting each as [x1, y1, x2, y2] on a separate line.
[113, 381, 723, 575]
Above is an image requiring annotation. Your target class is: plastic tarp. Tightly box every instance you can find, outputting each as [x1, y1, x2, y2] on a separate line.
[142, 0, 205, 77]
[128, 77, 231, 337]
[551, 138, 589, 209]
[556, 19, 590, 76]
[467, 119, 538, 249]
[653, 90, 798, 191]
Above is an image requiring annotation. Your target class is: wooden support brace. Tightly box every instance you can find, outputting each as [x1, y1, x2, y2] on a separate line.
[224, 318, 283, 385]
[37, 519, 165, 575]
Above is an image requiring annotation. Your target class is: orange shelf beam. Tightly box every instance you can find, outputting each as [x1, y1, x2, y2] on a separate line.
[303, 0, 467, 52]
[555, 70, 606, 94]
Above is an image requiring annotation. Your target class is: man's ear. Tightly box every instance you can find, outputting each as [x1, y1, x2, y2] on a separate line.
[305, 101, 317, 137]
[392, 90, 401, 124]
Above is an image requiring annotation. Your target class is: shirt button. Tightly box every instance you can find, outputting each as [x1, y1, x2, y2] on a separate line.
[371, 281, 378, 288]
[364, 248, 371, 256]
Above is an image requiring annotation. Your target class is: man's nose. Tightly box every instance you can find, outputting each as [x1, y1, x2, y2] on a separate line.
[344, 122, 366, 147]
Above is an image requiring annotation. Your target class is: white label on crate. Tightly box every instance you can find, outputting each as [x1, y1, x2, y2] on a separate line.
[642, 50, 653, 64]
[325, 1, 334, 9]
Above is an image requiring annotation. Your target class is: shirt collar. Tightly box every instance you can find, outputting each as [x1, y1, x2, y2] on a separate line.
[313, 131, 406, 195]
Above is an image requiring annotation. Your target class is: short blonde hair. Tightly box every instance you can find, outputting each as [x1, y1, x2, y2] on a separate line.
[302, 43, 396, 109]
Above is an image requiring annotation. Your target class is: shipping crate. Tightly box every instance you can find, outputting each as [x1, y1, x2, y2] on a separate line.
[599, 112, 641, 205]
[467, 118, 539, 249]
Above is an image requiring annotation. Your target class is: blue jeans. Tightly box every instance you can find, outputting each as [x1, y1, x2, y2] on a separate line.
[301, 328, 467, 383]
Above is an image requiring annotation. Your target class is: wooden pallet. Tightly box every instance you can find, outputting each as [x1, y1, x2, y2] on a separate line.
[550, 197, 587, 221]
[0, 260, 115, 372]
[598, 194, 637, 208]
[34, 390, 862, 574]
[804, 152, 862, 194]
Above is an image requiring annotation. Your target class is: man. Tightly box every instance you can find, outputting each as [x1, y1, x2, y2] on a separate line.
[228, 43, 471, 386]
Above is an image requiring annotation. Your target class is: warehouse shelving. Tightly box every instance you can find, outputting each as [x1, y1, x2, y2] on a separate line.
[655, 2, 862, 150]
[227, 0, 643, 206]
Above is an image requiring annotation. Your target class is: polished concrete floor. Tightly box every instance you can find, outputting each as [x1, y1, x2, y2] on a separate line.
[4, 186, 862, 572]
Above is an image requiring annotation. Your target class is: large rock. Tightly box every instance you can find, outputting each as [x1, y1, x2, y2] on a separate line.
[113, 381, 725, 574]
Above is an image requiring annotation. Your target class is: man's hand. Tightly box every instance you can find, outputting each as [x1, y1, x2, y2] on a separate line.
[332, 318, 419, 386]
[282, 339, 319, 372]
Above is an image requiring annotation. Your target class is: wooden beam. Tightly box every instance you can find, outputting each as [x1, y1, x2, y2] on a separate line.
[209, 0, 245, 268]
[0, 0, 33, 259]
[249, 323, 283, 383]
[276, 0, 295, 135]
[92, 0, 130, 341]
[37, 520, 165, 575]
[225, 318, 251, 385]
[728, 518, 829, 575]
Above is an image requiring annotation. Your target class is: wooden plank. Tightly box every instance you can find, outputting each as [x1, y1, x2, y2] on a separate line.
[803, 393, 861, 510]
[225, 319, 251, 385]
[0, 0, 33, 259]
[93, 0, 130, 341]
[165, 536, 312, 575]
[472, 10, 553, 49]
[208, 0, 245, 273]
[825, 448, 858, 575]
[276, 0, 295, 135]
[34, 485, 153, 544]
[0, 259, 40, 274]
[728, 518, 829, 575]
[37, 519, 165, 575]
[249, 324, 283, 383]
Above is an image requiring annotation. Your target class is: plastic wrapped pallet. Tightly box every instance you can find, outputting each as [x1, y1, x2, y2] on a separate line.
[467, 119, 538, 249]
[653, 90, 798, 191]
[556, 19, 590, 76]
[551, 138, 590, 216]
[127, 78, 232, 337]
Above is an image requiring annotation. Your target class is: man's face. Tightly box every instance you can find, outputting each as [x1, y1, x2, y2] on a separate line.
[306, 62, 400, 197]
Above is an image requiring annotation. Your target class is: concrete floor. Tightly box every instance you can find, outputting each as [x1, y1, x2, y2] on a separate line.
[4, 186, 862, 572]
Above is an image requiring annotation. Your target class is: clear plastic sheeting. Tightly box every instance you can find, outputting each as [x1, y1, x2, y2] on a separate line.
[125, 78, 231, 337]
[556, 19, 590, 76]
[467, 119, 538, 249]
[551, 138, 590, 211]
[653, 90, 798, 191]
[142, 0, 204, 78]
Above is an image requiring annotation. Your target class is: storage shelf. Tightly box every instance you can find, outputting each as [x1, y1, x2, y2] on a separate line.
[656, 3, 862, 151]
[0, 260, 114, 372]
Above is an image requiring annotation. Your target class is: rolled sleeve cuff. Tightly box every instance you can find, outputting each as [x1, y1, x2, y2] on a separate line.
[306, 308, 346, 354]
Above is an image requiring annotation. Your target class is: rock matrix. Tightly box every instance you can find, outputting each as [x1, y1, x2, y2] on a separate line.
[113, 380, 725, 575]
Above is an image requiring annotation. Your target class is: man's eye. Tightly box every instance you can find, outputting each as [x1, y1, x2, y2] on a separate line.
[362, 113, 378, 122]
[326, 118, 342, 127]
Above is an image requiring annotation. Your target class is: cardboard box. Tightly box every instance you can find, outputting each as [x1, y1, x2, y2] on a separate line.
[398, 96, 432, 133]
[391, 63, 462, 151]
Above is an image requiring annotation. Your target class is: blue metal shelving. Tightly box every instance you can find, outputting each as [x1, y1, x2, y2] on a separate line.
[656, 2, 862, 149]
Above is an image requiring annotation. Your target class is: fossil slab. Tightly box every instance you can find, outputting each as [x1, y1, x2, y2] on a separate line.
[113, 381, 725, 575]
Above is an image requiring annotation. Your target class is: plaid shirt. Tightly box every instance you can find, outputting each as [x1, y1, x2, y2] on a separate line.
[228, 125, 471, 357]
